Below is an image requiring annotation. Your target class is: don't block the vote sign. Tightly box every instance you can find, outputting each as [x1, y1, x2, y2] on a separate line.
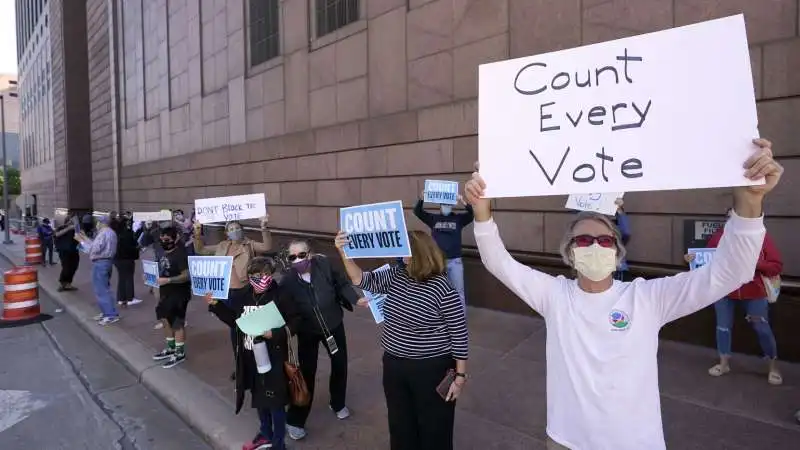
[478, 14, 759, 198]
[194, 193, 267, 224]
[188, 256, 233, 299]
[340, 201, 411, 259]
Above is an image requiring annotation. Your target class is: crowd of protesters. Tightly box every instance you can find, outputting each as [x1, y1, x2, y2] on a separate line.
[26, 137, 797, 449]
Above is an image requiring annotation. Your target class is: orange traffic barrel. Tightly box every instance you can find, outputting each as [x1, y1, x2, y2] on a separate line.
[2, 267, 41, 322]
[24, 235, 43, 265]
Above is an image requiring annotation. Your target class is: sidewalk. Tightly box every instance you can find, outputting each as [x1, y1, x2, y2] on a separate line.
[2, 241, 800, 449]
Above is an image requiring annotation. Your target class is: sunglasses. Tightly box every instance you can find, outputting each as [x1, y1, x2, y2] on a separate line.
[287, 252, 308, 262]
[572, 234, 616, 248]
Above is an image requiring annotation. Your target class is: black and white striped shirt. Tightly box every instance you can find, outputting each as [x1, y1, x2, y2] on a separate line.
[359, 266, 469, 360]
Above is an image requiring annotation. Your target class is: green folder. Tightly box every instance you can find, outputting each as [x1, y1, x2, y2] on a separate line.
[235, 302, 286, 336]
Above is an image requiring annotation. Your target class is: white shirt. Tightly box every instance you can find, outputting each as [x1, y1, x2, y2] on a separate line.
[474, 212, 765, 450]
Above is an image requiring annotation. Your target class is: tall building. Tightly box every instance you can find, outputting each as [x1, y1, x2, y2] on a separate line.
[18, 2, 800, 326]
[0, 74, 21, 168]
[16, 0, 92, 217]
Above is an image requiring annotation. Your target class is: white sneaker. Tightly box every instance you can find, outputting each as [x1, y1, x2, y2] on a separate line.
[93, 313, 104, 321]
[286, 425, 307, 440]
[128, 298, 143, 306]
[331, 405, 350, 420]
[97, 316, 120, 326]
[153, 322, 164, 330]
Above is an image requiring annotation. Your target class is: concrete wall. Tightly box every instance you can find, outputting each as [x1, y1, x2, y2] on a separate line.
[113, 0, 800, 279]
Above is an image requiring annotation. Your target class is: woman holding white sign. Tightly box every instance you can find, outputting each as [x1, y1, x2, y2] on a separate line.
[465, 139, 783, 450]
[335, 230, 469, 450]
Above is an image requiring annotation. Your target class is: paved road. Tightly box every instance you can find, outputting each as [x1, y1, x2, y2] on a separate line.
[0, 261, 212, 450]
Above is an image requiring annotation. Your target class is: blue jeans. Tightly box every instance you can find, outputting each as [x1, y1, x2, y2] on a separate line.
[92, 259, 118, 318]
[714, 297, 777, 359]
[258, 406, 286, 449]
[446, 257, 465, 309]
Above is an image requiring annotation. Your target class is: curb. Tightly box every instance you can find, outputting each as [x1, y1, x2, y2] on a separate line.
[0, 249, 252, 450]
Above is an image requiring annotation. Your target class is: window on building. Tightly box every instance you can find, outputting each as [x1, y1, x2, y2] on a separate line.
[315, 0, 359, 38]
[249, 0, 280, 67]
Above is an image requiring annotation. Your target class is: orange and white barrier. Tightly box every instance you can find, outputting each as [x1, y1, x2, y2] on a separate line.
[24, 236, 43, 265]
[2, 267, 41, 322]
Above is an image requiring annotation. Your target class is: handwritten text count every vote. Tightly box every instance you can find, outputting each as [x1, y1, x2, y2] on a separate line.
[514, 49, 649, 186]
[344, 208, 404, 250]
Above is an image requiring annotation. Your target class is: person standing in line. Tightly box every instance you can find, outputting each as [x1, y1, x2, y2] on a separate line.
[613, 198, 632, 281]
[413, 192, 474, 308]
[76, 215, 120, 326]
[151, 226, 192, 368]
[464, 138, 782, 450]
[37, 217, 56, 266]
[112, 215, 143, 307]
[685, 207, 784, 385]
[173, 209, 195, 256]
[279, 239, 363, 441]
[55, 213, 80, 291]
[335, 230, 469, 450]
[207, 257, 299, 450]
[194, 217, 272, 344]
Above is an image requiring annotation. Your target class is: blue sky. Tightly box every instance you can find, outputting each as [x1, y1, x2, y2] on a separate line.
[0, 1, 16, 75]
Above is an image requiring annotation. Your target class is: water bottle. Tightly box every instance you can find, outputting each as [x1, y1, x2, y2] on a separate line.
[252, 337, 272, 374]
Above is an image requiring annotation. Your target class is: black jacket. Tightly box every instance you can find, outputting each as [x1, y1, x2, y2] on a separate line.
[279, 255, 360, 336]
[114, 224, 141, 261]
[55, 224, 79, 253]
[209, 283, 299, 412]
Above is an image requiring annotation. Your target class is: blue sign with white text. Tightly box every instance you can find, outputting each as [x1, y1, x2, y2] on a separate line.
[188, 256, 234, 299]
[688, 248, 716, 270]
[339, 201, 411, 259]
[424, 180, 459, 205]
[142, 260, 159, 288]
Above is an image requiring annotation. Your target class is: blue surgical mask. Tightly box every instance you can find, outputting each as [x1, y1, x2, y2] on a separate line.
[227, 229, 243, 241]
[440, 205, 453, 216]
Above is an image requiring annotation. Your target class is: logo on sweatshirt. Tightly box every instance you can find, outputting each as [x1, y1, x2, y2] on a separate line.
[608, 309, 630, 330]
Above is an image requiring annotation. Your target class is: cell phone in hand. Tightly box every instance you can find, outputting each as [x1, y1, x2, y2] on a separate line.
[436, 369, 456, 400]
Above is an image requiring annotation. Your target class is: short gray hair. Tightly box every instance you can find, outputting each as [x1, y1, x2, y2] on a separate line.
[558, 211, 627, 268]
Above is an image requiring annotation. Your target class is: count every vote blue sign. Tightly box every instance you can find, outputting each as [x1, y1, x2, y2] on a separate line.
[188, 256, 234, 299]
[340, 200, 411, 259]
[424, 180, 459, 205]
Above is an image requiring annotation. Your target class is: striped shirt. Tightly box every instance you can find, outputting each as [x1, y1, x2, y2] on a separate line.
[89, 227, 117, 261]
[359, 266, 468, 360]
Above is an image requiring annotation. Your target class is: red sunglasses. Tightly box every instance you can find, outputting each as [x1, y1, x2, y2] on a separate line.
[572, 234, 616, 248]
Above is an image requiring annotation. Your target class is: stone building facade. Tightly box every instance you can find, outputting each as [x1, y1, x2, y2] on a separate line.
[110, 0, 800, 278]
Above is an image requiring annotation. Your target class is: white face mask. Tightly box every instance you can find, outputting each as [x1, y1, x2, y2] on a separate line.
[572, 244, 617, 282]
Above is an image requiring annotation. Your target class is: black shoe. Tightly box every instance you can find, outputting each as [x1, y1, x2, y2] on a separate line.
[152, 348, 175, 361]
[162, 353, 186, 369]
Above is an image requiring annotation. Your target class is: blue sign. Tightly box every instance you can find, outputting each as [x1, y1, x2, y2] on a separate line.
[424, 180, 459, 205]
[688, 248, 716, 270]
[142, 260, 159, 288]
[339, 201, 411, 259]
[363, 264, 391, 324]
[188, 256, 234, 299]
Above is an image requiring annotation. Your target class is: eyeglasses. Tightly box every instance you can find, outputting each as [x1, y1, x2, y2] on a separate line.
[572, 234, 616, 248]
[287, 252, 308, 262]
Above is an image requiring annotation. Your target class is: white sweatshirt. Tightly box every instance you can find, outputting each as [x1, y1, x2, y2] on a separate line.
[474, 211, 765, 450]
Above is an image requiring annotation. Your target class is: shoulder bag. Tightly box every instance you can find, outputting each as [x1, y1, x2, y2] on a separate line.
[283, 327, 310, 406]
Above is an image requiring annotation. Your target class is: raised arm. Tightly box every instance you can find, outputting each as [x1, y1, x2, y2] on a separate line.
[413, 198, 436, 227]
[465, 165, 560, 316]
[646, 138, 783, 325]
[250, 216, 273, 253]
[192, 223, 217, 255]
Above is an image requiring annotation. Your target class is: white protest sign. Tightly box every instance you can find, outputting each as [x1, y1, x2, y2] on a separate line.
[478, 14, 759, 198]
[194, 193, 267, 224]
[565, 192, 623, 216]
[133, 211, 172, 223]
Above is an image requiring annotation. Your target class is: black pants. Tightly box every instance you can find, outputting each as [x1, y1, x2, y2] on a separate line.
[114, 259, 136, 304]
[382, 353, 456, 450]
[43, 240, 54, 264]
[286, 324, 348, 428]
[226, 287, 250, 353]
[58, 251, 80, 284]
